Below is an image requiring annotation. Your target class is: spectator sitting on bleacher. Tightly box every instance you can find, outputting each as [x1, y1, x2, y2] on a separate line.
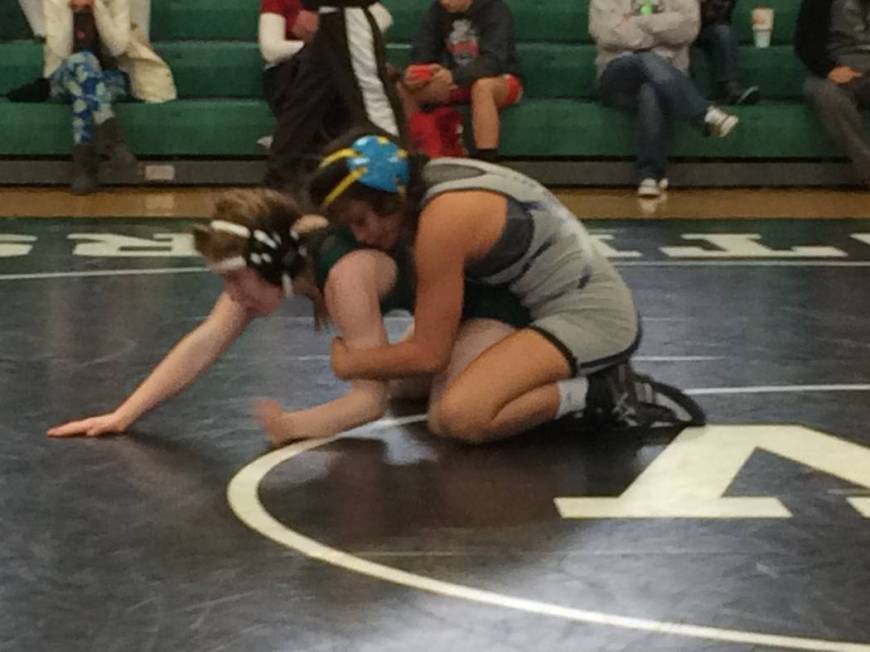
[30, 0, 153, 39]
[399, 0, 522, 162]
[796, 0, 870, 190]
[262, 0, 399, 193]
[590, 0, 740, 198]
[695, 0, 760, 104]
[259, 0, 312, 118]
[257, 0, 349, 153]
[18, 0, 176, 195]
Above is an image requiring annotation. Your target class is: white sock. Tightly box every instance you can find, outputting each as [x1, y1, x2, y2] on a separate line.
[555, 376, 590, 419]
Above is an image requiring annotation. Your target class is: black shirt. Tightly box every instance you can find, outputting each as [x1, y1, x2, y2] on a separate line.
[411, 0, 520, 87]
[795, 0, 837, 77]
[73, 11, 100, 54]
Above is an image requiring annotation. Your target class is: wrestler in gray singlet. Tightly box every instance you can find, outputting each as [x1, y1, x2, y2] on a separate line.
[422, 158, 639, 376]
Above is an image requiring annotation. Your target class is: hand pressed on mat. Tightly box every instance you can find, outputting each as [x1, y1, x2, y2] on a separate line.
[47, 411, 130, 438]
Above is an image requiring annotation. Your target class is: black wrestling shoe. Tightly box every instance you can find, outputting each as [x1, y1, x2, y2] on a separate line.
[584, 363, 706, 433]
[585, 363, 646, 429]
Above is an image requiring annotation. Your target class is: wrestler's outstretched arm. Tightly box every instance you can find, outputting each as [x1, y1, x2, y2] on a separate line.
[47, 293, 252, 437]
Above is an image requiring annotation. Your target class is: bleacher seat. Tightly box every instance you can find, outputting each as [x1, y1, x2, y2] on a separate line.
[0, 0, 865, 170]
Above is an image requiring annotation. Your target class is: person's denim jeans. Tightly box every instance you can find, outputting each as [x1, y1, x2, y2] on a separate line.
[696, 23, 740, 83]
[598, 52, 709, 180]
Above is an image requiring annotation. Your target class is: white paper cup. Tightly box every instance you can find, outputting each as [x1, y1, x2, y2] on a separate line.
[752, 7, 774, 48]
[753, 29, 771, 47]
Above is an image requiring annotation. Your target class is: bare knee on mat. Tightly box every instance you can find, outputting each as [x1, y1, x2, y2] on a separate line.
[431, 392, 496, 445]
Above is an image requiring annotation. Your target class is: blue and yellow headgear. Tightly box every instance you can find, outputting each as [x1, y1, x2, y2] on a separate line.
[317, 135, 409, 209]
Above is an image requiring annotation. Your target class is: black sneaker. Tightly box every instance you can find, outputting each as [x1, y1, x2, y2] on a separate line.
[719, 81, 760, 106]
[585, 363, 647, 429]
[584, 363, 706, 432]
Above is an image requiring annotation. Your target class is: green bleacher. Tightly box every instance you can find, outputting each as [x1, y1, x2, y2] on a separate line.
[0, 0, 863, 162]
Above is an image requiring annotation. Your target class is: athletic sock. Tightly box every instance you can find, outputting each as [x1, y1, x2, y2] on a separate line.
[555, 376, 590, 419]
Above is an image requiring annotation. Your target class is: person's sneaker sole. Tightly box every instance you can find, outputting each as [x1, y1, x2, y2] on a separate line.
[637, 179, 661, 198]
[709, 114, 739, 138]
[736, 86, 760, 105]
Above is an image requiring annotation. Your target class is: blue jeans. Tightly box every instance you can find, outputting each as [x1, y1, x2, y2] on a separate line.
[696, 23, 739, 84]
[598, 52, 709, 180]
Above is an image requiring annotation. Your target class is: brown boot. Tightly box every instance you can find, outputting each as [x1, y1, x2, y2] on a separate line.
[95, 117, 138, 171]
[70, 144, 98, 195]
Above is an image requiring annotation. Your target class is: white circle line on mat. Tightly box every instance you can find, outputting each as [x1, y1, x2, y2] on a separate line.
[686, 384, 870, 395]
[227, 415, 870, 652]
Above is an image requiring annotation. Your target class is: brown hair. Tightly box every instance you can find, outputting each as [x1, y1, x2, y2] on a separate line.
[193, 189, 332, 329]
[193, 188, 302, 264]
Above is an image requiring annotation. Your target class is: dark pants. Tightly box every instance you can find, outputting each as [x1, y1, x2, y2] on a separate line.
[598, 52, 709, 180]
[804, 75, 870, 186]
[262, 57, 302, 117]
[696, 23, 741, 84]
[262, 53, 347, 154]
[263, 7, 404, 192]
